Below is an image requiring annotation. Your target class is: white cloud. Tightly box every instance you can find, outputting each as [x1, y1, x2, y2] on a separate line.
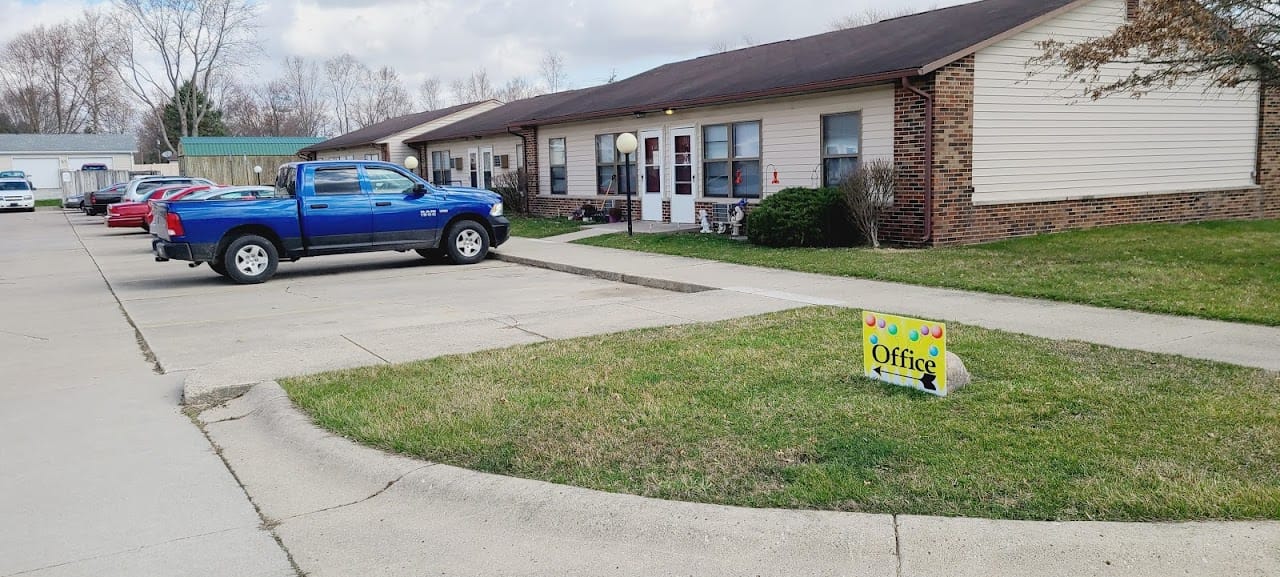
[7, 0, 960, 93]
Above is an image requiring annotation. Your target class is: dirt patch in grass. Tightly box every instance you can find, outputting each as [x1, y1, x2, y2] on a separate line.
[283, 307, 1280, 521]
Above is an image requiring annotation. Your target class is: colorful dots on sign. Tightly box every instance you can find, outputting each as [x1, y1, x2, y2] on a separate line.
[888, 324, 898, 336]
[909, 330, 920, 342]
[932, 326, 943, 338]
[878, 318, 886, 329]
[929, 346, 939, 357]
[866, 314, 877, 327]
[870, 335, 879, 345]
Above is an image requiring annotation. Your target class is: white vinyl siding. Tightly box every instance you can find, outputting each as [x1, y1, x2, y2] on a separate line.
[537, 85, 894, 200]
[423, 135, 523, 187]
[972, 0, 1259, 204]
[379, 101, 502, 169]
[317, 146, 379, 161]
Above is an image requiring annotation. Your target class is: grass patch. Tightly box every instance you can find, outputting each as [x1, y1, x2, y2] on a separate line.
[577, 220, 1280, 326]
[35, 199, 63, 208]
[283, 307, 1280, 521]
[508, 215, 587, 239]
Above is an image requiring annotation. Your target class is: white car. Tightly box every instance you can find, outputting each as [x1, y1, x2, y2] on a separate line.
[0, 178, 35, 212]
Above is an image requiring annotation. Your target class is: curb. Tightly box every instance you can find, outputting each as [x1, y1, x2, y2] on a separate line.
[493, 250, 715, 294]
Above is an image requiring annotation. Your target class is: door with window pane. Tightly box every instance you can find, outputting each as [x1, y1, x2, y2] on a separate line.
[301, 165, 372, 253]
[639, 130, 663, 221]
[669, 127, 696, 224]
[468, 149, 479, 188]
[481, 147, 494, 189]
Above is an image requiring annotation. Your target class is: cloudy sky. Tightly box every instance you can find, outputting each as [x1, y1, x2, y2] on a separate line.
[2, 0, 955, 92]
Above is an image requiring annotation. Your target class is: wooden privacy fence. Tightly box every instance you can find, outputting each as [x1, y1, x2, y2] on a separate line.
[59, 170, 133, 203]
[179, 155, 299, 186]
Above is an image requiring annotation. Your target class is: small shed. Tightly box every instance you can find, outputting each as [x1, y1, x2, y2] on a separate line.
[179, 137, 324, 185]
[0, 134, 136, 191]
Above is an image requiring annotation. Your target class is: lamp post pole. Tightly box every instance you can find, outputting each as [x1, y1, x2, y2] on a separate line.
[615, 133, 638, 237]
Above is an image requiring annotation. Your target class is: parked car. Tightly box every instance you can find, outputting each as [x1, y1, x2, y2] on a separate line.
[108, 186, 188, 230]
[143, 185, 213, 230]
[84, 183, 126, 215]
[0, 170, 35, 190]
[0, 177, 35, 212]
[182, 186, 276, 202]
[152, 161, 509, 284]
[122, 176, 215, 203]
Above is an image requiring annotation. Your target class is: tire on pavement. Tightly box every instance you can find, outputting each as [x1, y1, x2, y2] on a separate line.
[222, 234, 279, 284]
[443, 220, 490, 265]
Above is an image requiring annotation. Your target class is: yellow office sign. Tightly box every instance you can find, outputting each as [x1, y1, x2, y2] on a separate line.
[862, 311, 948, 397]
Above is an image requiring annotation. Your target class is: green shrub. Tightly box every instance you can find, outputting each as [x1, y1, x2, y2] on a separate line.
[747, 187, 858, 247]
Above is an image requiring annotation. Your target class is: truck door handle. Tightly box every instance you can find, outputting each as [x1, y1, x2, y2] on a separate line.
[310, 204, 328, 209]
[375, 201, 392, 207]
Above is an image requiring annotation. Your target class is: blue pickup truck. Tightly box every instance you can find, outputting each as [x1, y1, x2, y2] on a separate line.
[152, 161, 510, 284]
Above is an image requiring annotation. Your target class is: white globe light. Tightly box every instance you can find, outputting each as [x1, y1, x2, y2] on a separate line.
[253, 165, 262, 174]
[615, 133, 638, 155]
[404, 156, 420, 170]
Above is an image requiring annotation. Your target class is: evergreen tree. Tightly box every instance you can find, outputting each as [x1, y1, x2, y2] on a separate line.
[162, 81, 227, 145]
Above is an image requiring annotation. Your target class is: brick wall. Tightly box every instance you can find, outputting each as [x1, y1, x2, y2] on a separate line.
[1261, 86, 1280, 219]
[892, 55, 1278, 247]
[529, 195, 642, 220]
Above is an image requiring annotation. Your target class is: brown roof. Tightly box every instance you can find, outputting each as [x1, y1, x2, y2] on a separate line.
[300, 100, 496, 154]
[405, 89, 593, 145]
[409, 0, 1078, 143]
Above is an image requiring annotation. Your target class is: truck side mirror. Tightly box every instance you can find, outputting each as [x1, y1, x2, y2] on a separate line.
[413, 183, 427, 196]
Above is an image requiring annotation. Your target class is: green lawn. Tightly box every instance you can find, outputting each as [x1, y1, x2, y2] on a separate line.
[35, 199, 63, 208]
[284, 307, 1280, 521]
[577, 220, 1280, 326]
[508, 215, 587, 239]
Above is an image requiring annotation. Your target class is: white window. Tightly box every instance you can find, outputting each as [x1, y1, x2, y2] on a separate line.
[703, 121, 761, 198]
[549, 138, 567, 195]
[822, 112, 861, 187]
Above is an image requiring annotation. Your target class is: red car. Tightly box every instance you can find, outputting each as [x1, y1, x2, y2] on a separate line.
[107, 186, 188, 230]
[143, 185, 212, 231]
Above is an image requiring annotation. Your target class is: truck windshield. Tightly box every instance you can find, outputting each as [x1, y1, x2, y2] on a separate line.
[0, 181, 30, 191]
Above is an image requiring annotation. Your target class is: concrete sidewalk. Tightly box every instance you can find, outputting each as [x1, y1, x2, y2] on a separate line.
[198, 382, 1280, 577]
[0, 211, 294, 576]
[495, 237, 1280, 371]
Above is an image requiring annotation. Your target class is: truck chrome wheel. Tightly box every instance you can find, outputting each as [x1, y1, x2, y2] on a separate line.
[222, 234, 279, 284]
[444, 221, 490, 265]
[235, 245, 270, 276]
[456, 229, 483, 258]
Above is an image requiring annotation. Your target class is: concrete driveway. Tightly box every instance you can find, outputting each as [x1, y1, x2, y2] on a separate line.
[67, 212, 797, 400]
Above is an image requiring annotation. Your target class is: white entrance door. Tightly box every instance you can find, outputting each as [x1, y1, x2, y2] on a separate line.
[639, 130, 663, 222]
[480, 146, 494, 190]
[669, 128, 696, 224]
[467, 148, 479, 188]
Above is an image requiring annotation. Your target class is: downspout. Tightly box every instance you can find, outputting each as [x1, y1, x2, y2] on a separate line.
[508, 126, 532, 213]
[901, 76, 934, 245]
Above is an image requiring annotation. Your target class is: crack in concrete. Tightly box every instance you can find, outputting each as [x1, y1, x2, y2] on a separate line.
[0, 329, 49, 342]
[283, 464, 435, 522]
[893, 514, 903, 577]
[0, 526, 250, 577]
[189, 412, 308, 577]
[340, 334, 391, 364]
[489, 316, 553, 341]
[64, 211, 164, 375]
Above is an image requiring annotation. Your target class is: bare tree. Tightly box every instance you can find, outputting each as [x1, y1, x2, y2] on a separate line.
[280, 56, 327, 135]
[497, 76, 542, 103]
[417, 76, 442, 110]
[1038, 0, 1278, 99]
[0, 11, 131, 134]
[324, 53, 365, 134]
[839, 158, 896, 248]
[450, 69, 495, 103]
[830, 6, 932, 30]
[351, 66, 412, 128]
[539, 50, 568, 92]
[113, 0, 259, 155]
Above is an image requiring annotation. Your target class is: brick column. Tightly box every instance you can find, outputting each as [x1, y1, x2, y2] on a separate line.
[1260, 85, 1280, 219]
[890, 55, 975, 247]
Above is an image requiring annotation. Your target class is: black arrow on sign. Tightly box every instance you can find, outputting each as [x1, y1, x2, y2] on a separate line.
[871, 367, 938, 391]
